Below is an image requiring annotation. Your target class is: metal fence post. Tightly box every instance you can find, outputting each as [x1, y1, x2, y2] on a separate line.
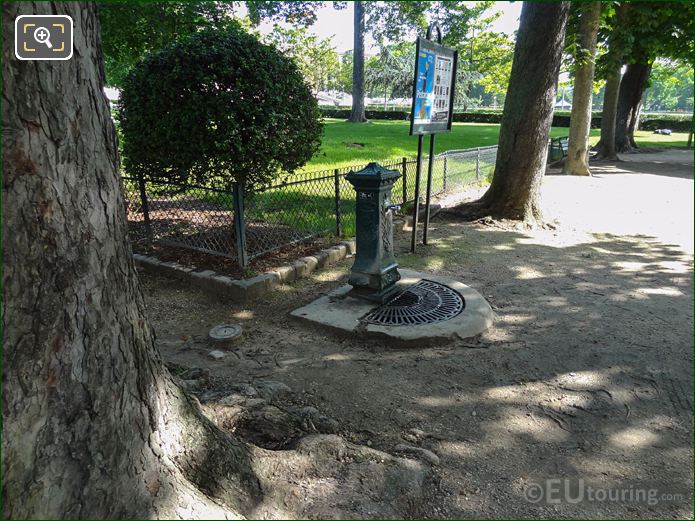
[333, 168, 342, 237]
[232, 182, 248, 268]
[136, 173, 152, 243]
[475, 147, 481, 181]
[443, 153, 448, 192]
[401, 157, 407, 203]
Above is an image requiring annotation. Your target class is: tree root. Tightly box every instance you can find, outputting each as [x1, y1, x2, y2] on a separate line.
[442, 199, 493, 221]
[249, 435, 430, 519]
[160, 380, 433, 520]
[444, 198, 542, 226]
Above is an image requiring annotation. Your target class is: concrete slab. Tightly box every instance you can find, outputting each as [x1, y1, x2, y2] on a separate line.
[290, 269, 493, 345]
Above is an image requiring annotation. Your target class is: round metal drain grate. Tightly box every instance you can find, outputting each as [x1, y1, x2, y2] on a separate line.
[361, 279, 464, 326]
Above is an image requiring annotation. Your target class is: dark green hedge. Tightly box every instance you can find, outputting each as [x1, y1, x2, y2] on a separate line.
[320, 108, 692, 130]
[119, 27, 322, 188]
[638, 115, 693, 132]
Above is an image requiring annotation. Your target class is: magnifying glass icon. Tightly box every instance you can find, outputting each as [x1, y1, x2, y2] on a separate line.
[33, 26, 53, 49]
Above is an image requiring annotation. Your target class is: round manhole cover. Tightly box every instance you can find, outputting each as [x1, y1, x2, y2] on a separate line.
[208, 324, 243, 343]
[361, 279, 464, 326]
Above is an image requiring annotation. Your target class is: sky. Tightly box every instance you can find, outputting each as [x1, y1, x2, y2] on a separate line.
[251, 1, 523, 54]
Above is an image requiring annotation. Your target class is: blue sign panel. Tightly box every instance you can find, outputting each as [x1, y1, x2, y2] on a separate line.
[410, 37, 458, 135]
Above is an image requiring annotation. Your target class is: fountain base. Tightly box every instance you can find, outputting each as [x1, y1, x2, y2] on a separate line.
[290, 269, 493, 345]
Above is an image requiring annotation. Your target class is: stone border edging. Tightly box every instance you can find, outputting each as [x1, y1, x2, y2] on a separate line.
[133, 239, 356, 304]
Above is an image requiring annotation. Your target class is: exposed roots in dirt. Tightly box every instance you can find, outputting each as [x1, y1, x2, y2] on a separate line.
[443, 198, 547, 230]
[171, 376, 434, 519]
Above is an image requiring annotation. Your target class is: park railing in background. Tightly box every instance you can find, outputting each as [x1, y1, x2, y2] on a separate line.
[122, 145, 497, 267]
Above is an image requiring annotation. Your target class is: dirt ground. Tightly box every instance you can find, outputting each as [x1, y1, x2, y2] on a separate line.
[140, 149, 693, 519]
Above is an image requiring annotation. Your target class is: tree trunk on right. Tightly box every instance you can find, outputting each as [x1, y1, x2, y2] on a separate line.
[593, 66, 622, 160]
[349, 0, 367, 122]
[615, 62, 652, 152]
[449, 1, 570, 222]
[562, 2, 601, 176]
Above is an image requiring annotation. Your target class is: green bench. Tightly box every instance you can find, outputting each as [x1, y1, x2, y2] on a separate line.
[548, 136, 569, 162]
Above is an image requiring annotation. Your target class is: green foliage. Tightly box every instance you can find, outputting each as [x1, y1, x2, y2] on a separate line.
[245, 1, 325, 27]
[99, 1, 338, 87]
[623, 2, 694, 64]
[468, 30, 514, 99]
[365, 1, 493, 43]
[263, 25, 340, 95]
[98, 1, 237, 87]
[596, 1, 694, 77]
[365, 42, 413, 101]
[564, 2, 611, 71]
[645, 60, 694, 112]
[118, 27, 323, 189]
[337, 50, 354, 94]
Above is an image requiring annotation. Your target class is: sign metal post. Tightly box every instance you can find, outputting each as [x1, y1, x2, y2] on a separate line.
[409, 24, 458, 252]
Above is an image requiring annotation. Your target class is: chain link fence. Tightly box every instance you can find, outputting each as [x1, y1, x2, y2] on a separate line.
[438, 146, 498, 194]
[123, 145, 497, 266]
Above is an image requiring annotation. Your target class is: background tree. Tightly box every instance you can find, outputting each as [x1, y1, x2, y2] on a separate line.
[616, 3, 692, 151]
[592, 2, 628, 160]
[346, 1, 492, 120]
[644, 60, 694, 112]
[562, 2, 602, 176]
[99, 1, 325, 88]
[349, 0, 368, 122]
[594, 2, 694, 154]
[365, 42, 413, 108]
[118, 27, 322, 189]
[337, 50, 354, 95]
[99, 1, 236, 86]
[449, 1, 571, 222]
[469, 30, 515, 107]
[264, 25, 341, 96]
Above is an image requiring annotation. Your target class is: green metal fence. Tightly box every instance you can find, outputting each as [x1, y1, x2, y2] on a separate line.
[122, 145, 497, 267]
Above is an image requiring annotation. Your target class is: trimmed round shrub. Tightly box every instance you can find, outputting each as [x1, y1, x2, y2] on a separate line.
[118, 26, 323, 189]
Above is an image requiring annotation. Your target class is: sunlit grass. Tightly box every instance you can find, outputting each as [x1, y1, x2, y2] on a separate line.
[306, 119, 690, 171]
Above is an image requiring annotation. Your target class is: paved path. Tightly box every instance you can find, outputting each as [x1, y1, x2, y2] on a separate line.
[544, 149, 694, 253]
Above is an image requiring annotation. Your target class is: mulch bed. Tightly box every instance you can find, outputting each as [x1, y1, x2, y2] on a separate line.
[126, 196, 338, 279]
[131, 236, 337, 280]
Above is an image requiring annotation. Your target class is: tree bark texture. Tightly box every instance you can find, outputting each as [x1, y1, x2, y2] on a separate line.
[615, 62, 652, 152]
[3, 4, 432, 519]
[451, 1, 570, 222]
[562, 2, 601, 176]
[349, 0, 367, 122]
[593, 67, 622, 160]
[2, 3, 259, 518]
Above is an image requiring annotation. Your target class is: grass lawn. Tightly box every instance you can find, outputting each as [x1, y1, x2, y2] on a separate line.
[305, 119, 691, 171]
[242, 121, 691, 240]
[131, 118, 690, 255]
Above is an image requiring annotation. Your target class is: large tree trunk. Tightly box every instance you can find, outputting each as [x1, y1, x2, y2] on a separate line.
[562, 2, 601, 176]
[449, 1, 570, 222]
[2, 3, 261, 518]
[593, 66, 622, 160]
[615, 62, 652, 152]
[349, 0, 367, 122]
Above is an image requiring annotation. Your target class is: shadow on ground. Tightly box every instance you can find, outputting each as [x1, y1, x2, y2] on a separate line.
[139, 150, 694, 518]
